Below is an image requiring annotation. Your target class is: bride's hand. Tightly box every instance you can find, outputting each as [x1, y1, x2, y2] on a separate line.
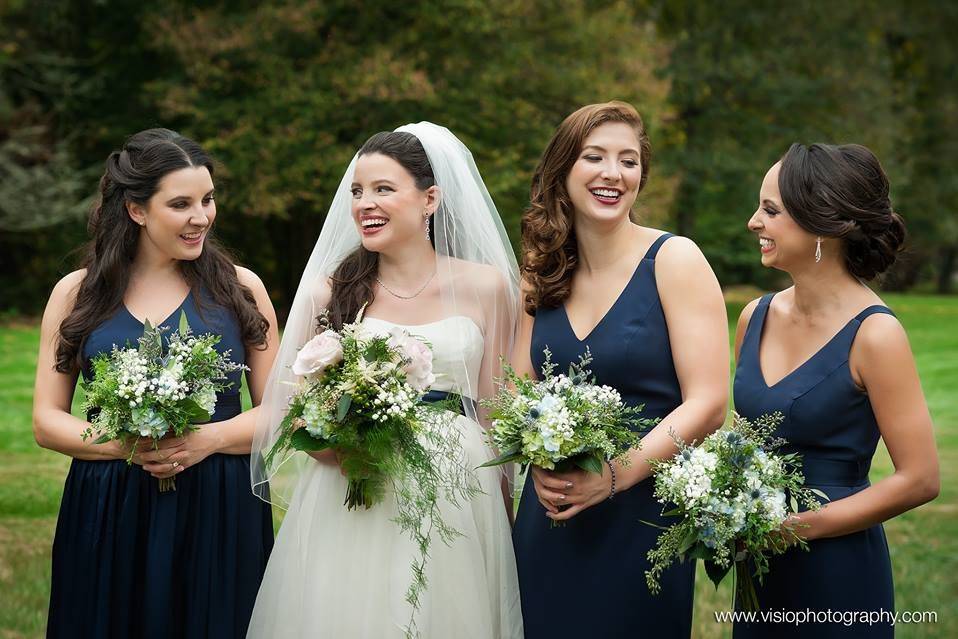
[308, 449, 347, 476]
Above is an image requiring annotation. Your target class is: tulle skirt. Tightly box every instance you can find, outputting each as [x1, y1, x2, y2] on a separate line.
[247, 412, 523, 638]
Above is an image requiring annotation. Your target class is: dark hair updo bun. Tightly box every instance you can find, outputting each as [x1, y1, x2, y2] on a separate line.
[778, 142, 905, 280]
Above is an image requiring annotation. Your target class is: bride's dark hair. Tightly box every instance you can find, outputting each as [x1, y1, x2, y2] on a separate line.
[327, 131, 435, 330]
[55, 128, 269, 373]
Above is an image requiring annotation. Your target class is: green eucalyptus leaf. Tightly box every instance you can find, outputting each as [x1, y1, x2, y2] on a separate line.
[290, 428, 332, 451]
[477, 449, 524, 468]
[678, 528, 698, 554]
[179, 398, 211, 423]
[574, 453, 604, 475]
[689, 543, 711, 560]
[179, 310, 189, 336]
[336, 394, 353, 422]
[704, 559, 731, 589]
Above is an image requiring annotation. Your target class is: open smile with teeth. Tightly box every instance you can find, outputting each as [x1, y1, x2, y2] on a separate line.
[589, 187, 623, 205]
[181, 231, 204, 241]
[361, 217, 389, 228]
[759, 237, 775, 252]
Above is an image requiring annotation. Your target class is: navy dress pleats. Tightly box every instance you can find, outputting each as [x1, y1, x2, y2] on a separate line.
[513, 233, 696, 639]
[47, 289, 273, 639]
[732, 293, 895, 638]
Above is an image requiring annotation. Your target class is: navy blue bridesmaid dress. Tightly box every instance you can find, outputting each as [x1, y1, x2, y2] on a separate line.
[733, 293, 895, 638]
[47, 288, 274, 639]
[513, 233, 696, 639]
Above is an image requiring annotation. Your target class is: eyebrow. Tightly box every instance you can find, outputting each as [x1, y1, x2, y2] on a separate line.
[582, 144, 641, 155]
[165, 188, 214, 205]
[350, 179, 397, 188]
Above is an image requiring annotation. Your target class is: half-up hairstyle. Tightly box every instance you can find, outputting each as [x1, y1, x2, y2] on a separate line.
[55, 128, 269, 373]
[521, 101, 651, 314]
[778, 143, 906, 280]
[327, 131, 435, 330]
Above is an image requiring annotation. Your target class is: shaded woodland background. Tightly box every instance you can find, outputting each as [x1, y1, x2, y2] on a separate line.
[2, 0, 956, 319]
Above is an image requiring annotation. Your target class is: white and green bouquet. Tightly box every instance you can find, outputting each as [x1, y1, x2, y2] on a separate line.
[265, 306, 476, 635]
[481, 348, 655, 523]
[644, 412, 827, 611]
[82, 311, 246, 491]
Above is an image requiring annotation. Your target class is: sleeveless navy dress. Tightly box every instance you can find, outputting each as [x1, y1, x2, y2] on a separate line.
[513, 233, 695, 639]
[47, 289, 274, 639]
[733, 293, 895, 638]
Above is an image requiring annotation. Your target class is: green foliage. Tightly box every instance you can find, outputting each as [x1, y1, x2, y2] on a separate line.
[268, 319, 478, 637]
[655, 1, 955, 292]
[645, 412, 825, 612]
[4, 1, 956, 313]
[81, 312, 245, 491]
[481, 347, 653, 476]
[1, 0, 669, 316]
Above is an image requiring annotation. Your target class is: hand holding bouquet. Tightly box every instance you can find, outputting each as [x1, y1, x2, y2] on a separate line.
[265, 307, 476, 632]
[481, 348, 655, 523]
[82, 311, 246, 491]
[644, 412, 827, 611]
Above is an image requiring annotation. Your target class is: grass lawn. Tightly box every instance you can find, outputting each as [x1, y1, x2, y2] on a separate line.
[1, 294, 954, 638]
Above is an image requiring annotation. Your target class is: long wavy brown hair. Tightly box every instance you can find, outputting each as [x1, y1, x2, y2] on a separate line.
[521, 101, 651, 314]
[55, 128, 269, 373]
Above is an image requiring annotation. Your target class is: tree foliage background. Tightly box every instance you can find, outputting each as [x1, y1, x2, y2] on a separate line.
[2, 0, 955, 319]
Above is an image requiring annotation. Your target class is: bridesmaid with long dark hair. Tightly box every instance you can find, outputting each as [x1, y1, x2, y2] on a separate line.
[32, 128, 278, 638]
[511, 101, 729, 638]
[733, 143, 939, 637]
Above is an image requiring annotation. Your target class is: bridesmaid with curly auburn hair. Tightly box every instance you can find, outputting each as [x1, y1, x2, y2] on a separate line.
[511, 101, 729, 638]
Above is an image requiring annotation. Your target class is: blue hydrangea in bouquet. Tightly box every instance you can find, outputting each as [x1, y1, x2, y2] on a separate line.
[480, 347, 656, 524]
[644, 412, 828, 611]
[82, 311, 246, 491]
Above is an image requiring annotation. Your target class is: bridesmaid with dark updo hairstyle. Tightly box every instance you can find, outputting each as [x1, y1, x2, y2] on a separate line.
[33, 129, 278, 638]
[733, 143, 939, 638]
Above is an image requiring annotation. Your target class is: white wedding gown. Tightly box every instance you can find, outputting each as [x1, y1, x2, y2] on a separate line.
[247, 316, 524, 638]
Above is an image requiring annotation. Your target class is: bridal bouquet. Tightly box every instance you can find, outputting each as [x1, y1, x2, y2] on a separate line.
[82, 311, 245, 491]
[481, 348, 654, 522]
[265, 306, 476, 634]
[644, 412, 827, 611]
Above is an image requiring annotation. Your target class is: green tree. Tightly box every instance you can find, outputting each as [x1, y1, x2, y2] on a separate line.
[653, 0, 904, 289]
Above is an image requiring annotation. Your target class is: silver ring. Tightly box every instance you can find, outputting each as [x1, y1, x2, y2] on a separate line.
[171, 461, 179, 469]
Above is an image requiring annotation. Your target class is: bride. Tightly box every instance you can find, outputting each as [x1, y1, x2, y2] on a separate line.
[248, 123, 523, 638]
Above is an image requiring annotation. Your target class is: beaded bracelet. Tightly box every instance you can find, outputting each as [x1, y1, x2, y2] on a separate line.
[607, 460, 616, 500]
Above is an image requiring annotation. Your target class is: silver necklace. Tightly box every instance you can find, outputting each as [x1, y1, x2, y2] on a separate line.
[375, 269, 436, 300]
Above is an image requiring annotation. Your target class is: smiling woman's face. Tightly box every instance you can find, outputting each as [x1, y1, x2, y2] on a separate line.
[565, 121, 644, 226]
[747, 161, 817, 272]
[350, 152, 436, 253]
[129, 166, 216, 261]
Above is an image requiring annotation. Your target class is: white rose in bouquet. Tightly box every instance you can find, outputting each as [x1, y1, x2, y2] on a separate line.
[293, 330, 344, 378]
[387, 327, 435, 391]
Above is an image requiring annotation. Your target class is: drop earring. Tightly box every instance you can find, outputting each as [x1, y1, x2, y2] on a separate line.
[815, 236, 822, 263]
[425, 215, 431, 242]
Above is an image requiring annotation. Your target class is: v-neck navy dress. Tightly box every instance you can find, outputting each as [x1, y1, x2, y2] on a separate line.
[513, 233, 696, 638]
[47, 289, 273, 639]
[732, 293, 895, 638]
